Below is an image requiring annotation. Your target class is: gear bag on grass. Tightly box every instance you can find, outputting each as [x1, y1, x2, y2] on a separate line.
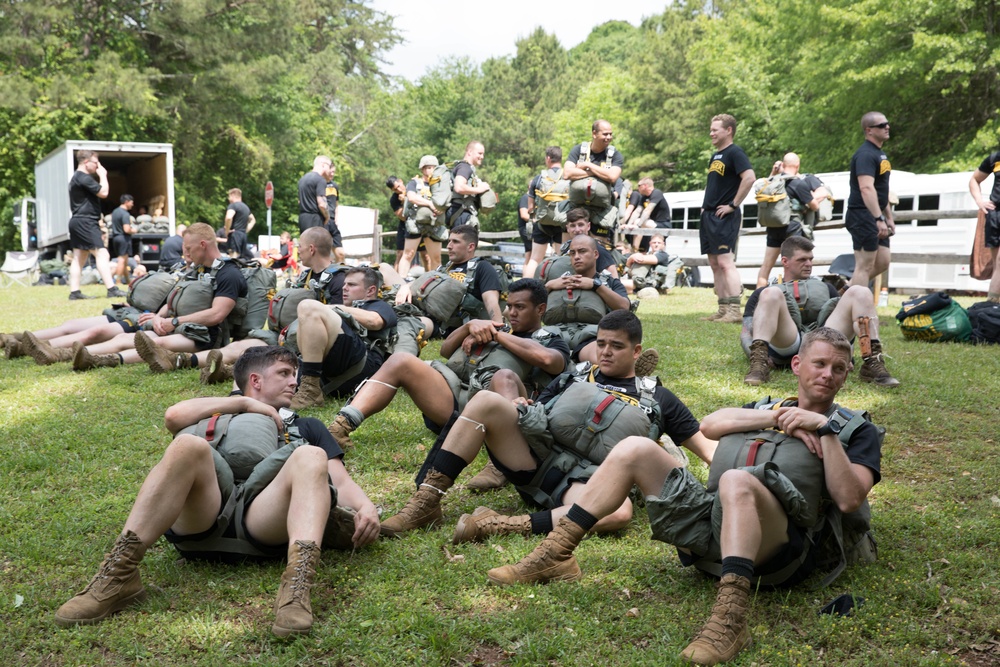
[695, 397, 882, 587]
[898, 297, 971, 343]
[967, 301, 1000, 344]
[754, 176, 791, 228]
[630, 256, 685, 291]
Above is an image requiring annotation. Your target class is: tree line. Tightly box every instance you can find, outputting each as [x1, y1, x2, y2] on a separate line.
[2, 0, 998, 251]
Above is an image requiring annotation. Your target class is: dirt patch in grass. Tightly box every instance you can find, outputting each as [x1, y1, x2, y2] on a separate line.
[451, 643, 511, 666]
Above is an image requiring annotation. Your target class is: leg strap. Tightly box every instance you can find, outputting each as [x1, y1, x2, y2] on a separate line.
[457, 415, 486, 432]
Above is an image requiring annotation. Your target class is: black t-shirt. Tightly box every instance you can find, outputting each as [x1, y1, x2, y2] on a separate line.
[566, 143, 625, 182]
[293, 265, 347, 306]
[354, 299, 398, 364]
[848, 141, 891, 210]
[298, 172, 327, 216]
[325, 181, 340, 217]
[227, 201, 251, 233]
[295, 416, 345, 460]
[390, 192, 404, 217]
[978, 151, 1000, 203]
[784, 174, 824, 210]
[703, 144, 753, 209]
[518, 193, 530, 223]
[69, 171, 102, 221]
[204, 259, 249, 343]
[521, 328, 571, 394]
[451, 162, 476, 202]
[743, 281, 839, 319]
[740, 400, 881, 484]
[536, 368, 701, 445]
[642, 189, 671, 225]
[159, 234, 184, 268]
[627, 189, 642, 210]
[445, 259, 501, 302]
[111, 206, 131, 237]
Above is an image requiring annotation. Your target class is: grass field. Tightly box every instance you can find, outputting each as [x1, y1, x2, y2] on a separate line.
[1, 282, 998, 666]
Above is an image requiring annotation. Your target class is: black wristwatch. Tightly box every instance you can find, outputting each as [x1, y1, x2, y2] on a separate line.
[592, 276, 605, 289]
[875, 215, 886, 222]
[171, 317, 180, 328]
[817, 420, 842, 438]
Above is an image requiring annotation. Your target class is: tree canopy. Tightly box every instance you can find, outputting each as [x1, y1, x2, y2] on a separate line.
[3, 0, 999, 250]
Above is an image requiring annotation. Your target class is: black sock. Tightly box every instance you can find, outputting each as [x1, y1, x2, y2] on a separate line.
[430, 450, 467, 482]
[529, 510, 553, 535]
[189, 354, 198, 369]
[565, 504, 598, 532]
[721, 556, 754, 581]
[116, 354, 125, 366]
[300, 361, 323, 378]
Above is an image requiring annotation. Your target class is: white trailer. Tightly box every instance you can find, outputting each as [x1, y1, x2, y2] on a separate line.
[16, 141, 175, 264]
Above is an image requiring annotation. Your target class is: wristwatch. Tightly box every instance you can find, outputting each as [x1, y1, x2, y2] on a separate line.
[592, 276, 605, 289]
[817, 420, 842, 438]
[875, 215, 886, 222]
[171, 317, 180, 328]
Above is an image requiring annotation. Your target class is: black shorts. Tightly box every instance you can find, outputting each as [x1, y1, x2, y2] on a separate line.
[321, 325, 368, 395]
[532, 223, 563, 246]
[68, 217, 104, 251]
[699, 209, 741, 255]
[326, 223, 343, 248]
[111, 234, 131, 257]
[228, 230, 253, 260]
[163, 497, 285, 563]
[844, 209, 890, 252]
[395, 222, 406, 250]
[986, 209, 1000, 248]
[518, 221, 532, 253]
[447, 204, 474, 229]
[765, 217, 804, 248]
[298, 212, 325, 233]
[103, 314, 137, 334]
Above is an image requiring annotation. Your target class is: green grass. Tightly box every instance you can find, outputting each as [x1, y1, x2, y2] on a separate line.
[1, 283, 998, 666]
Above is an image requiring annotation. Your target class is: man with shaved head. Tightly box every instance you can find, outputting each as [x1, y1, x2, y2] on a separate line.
[298, 155, 334, 234]
[846, 112, 894, 288]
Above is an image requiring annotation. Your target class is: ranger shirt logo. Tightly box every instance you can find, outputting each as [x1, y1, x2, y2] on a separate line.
[709, 159, 726, 177]
[879, 158, 891, 175]
[448, 270, 467, 283]
[992, 162, 1000, 173]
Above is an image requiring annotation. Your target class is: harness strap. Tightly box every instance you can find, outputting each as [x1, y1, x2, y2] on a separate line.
[205, 414, 221, 442]
[591, 395, 616, 425]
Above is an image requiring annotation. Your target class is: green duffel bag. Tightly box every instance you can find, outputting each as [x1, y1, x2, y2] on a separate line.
[569, 178, 614, 209]
[128, 271, 181, 312]
[899, 300, 972, 342]
[410, 270, 465, 325]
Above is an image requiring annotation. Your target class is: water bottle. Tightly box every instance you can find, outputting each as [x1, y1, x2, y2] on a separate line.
[878, 288, 889, 307]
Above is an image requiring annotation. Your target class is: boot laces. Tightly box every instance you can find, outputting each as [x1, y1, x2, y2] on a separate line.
[287, 543, 318, 601]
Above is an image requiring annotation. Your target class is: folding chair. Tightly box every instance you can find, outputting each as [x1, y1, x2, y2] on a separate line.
[0, 250, 40, 287]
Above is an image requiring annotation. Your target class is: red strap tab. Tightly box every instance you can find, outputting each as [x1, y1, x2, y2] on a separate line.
[592, 395, 617, 424]
[745, 438, 764, 466]
[205, 414, 221, 442]
[793, 281, 800, 301]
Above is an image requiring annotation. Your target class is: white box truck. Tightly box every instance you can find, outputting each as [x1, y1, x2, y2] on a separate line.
[15, 141, 175, 267]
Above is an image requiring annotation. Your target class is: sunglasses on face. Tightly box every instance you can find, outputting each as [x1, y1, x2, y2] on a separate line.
[869, 122, 890, 129]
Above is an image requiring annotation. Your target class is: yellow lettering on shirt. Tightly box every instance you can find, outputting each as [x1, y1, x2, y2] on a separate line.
[992, 162, 1000, 173]
[325, 185, 338, 197]
[879, 159, 891, 176]
[448, 271, 466, 282]
[709, 160, 726, 177]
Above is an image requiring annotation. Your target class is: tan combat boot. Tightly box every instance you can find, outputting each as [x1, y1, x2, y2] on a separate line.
[322, 506, 360, 551]
[486, 516, 586, 585]
[2, 333, 26, 359]
[379, 469, 453, 538]
[327, 414, 357, 449]
[199, 349, 233, 384]
[453, 506, 532, 544]
[54, 530, 148, 627]
[859, 340, 900, 388]
[272, 540, 321, 638]
[701, 300, 726, 321]
[635, 347, 660, 376]
[23, 331, 74, 365]
[680, 573, 752, 665]
[72, 342, 121, 371]
[743, 339, 771, 386]
[289, 375, 324, 410]
[465, 461, 509, 492]
[135, 331, 187, 373]
[715, 299, 743, 324]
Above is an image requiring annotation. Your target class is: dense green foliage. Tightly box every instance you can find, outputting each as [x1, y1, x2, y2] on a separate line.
[3, 0, 1000, 251]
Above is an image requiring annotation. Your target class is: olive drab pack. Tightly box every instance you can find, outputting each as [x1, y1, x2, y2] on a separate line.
[696, 397, 883, 587]
[127, 270, 182, 312]
[568, 143, 617, 210]
[230, 261, 277, 340]
[170, 412, 343, 559]
[533, 168, 571, 227]
[429, 163, 454, 208]
[515, 363, 662, 509]
[777, 279, 839, 332]
[543, 269, 615, 326]
[629, 256, 685, 291]
[267, 264, 348, 330]
[537, 255, 573, 283]
[411, 258, 509, 328]
[754, 175, 792, 228]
